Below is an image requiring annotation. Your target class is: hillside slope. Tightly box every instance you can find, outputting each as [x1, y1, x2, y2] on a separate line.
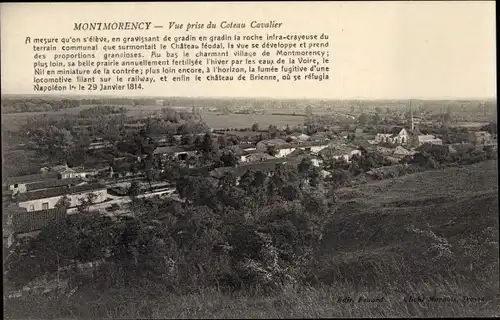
[5, 161, 499, 318]
[316, 160, 498, 294]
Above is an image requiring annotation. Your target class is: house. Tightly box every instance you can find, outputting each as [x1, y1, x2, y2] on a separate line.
[286, 148, 306, 158]
[153, 145, 197, 161]
[417, 135, 443, 146]
[311, 157, 323, 167]
[256, 139, 287, 151]
[4, 205, 68, 248]
[469, 131, 492, 145]
[51, 164, 78, 179]
[393, 146, 416, 156]
[319, 145, 361, 163]
[87, 140, 113, 150]
[275, 144, 296, 158]
[10, 206, 67, 240]
[241, 152, 276, 163]
[372, 145, 396, 155]
[4, 172, 60, 195]
[226, 144, 257, 157]
[290, 133, 310, 142]
[298, 142, 330, 154]
[209, 158, 303, 183]
[72, 167, 99, 178]
[15, 183, 108, 212]
[25, 177, 85, 193]
[375, 127, 410, 145]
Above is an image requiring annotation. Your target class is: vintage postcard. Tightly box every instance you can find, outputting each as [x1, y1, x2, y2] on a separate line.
[1, 1, 498, 318]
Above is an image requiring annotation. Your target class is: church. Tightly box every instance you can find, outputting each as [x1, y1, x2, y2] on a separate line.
[375, 106, 442, 147]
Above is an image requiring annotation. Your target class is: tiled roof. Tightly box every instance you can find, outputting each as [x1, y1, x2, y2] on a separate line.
[415, 143, 448, 153]
[287, 149, 306, 158]
[389, 126, 405, 134]
[320, 146, 359, 157]
[16, 183, 106, 202]
[210, 158, 302, 179]
[153, 145, 195, 155]
[276, 143, 293, 150]
[11, 207, 67, 234]
[4, 172, 60, 186]
[26, 177, 83, 192]
[299, 141, 331, 148]
[256, 139, 287, 147]
[245, 153, 276, 162]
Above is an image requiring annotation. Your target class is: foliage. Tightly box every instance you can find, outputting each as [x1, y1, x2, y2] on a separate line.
[79, 106, 127, 118]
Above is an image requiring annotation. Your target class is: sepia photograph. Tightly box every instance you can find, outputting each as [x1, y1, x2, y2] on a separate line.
[1, 1, 498, 318]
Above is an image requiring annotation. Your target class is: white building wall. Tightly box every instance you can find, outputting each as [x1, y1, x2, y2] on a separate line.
[276, 148, 295, 158]
[310, 145, 328, 153]
[19, 195, 63, 212]
[9, 183, 27, 194]
[349, 150, 362, 157]
[311, 158, 323, 167]
[18, 189, 108, 212]
[332, 155, 350, 162]
[70, 190, 107, 207]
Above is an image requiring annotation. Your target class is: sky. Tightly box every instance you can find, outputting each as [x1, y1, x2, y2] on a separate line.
[1, 2, 496, 100]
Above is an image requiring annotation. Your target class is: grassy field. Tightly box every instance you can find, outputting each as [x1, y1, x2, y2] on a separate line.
[1, 104, 306, 131]
[200, 112, 305, 129]
[5, 160, 498, 318]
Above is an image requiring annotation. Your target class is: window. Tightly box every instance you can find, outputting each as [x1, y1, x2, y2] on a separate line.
[42, 202, 49, 210]
[14, 184, 18, 188]
[29, 204, 35, 211]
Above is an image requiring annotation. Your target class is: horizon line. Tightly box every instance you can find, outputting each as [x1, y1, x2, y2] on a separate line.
[1, 93, 497, 102]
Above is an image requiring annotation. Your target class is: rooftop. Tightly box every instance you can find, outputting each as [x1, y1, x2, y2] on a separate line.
[4, 172, 60, 186]
[153, 145, 196, 155]
[11, 207, 67, 234]
[16, 183, 107, 202]
[319, 145, 359, 157]
[210, 158, 303, 179]
[26, 177, 84, 192]
[418, 135, 442, 142]
[256, 139, 287, 146]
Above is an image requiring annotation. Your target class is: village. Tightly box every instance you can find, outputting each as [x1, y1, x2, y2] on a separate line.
[2, 101, 497, 255]
[3, 99, 497, 295]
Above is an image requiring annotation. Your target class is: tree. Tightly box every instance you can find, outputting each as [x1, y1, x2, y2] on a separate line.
[371, 113, 381, 125]
[218, 150, 239, 167]
[55, 194, 71, 208]
[268, 125, 278, 139]
[252, 123, 259, 131]
[77, 193, 98, 214]
[201, 133, 218, 154]
[181, 134, 195, 146]
[128, 181, 140, 198]
[375, 106, 382, 114]
[305, 106, 313, 117]
[266, 145, 277, 157]
[358, 113, 369, 126]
